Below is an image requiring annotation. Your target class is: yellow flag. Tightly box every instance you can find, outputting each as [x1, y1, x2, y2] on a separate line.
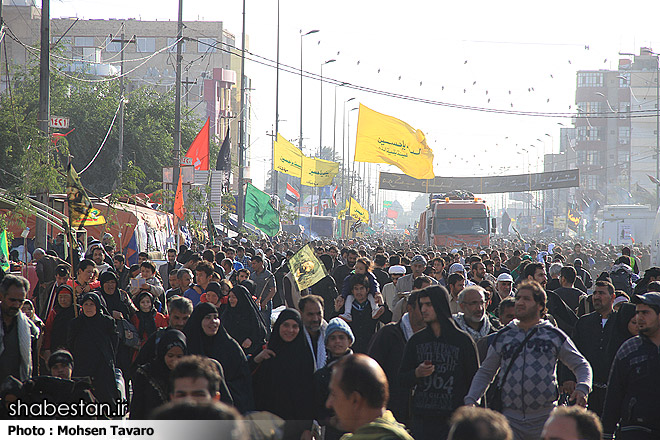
[355, 104, 434, 179]
[274, 133, 303, 178]
[301, 156, 339, 187]
[348, 197, 369, 223]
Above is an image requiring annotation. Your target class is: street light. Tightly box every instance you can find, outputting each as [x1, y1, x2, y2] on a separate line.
[299, 29, 319, 151]
[342, 97, 355, 206]
[316, 58, 336, 219]
[319, 59, 336, 156]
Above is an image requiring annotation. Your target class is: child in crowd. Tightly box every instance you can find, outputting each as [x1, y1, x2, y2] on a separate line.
[340, 257, 382, 321]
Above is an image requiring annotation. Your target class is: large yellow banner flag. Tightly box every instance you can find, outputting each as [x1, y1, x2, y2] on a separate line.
[348, 197, 369, 223]
[301, 156, 339, 187]
[355, 104, 435, 179]
[274, 133, 303, 178]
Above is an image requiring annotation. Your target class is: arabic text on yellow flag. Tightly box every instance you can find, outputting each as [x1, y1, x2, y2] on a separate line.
[274, 133, 303, 178]
[66, 163, 106, 228]
[348, 197, 369, 223]
[301, 156, 339, 187]
[354, 104, 435, 179]
[289, 243, 328, 291]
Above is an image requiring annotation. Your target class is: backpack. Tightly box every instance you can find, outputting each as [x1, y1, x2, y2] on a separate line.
[610, 268, 632, 294]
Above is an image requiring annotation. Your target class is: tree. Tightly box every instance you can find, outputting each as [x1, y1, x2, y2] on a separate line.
[0, 57, 207, 198]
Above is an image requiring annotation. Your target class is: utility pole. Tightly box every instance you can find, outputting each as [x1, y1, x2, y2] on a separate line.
[36, 0, 50, 249]
[273, 0, 280, 196]
[173, 0, 184, 215]
[111, 30, 134, 190]
[238, 0, 247, 229]
[182, 76, 196, 109]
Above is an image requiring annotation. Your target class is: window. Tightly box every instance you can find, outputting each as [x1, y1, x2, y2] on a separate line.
[619, 102, 630, 119]
[618, 126, 630, 144]
[577, 72, 604, 88]
[167, 38, 186, 53]
[577, 101, 602, 115]
[105, 37, 121, 53]
[577, 126, 602, 141]
[587, 175, 599, 190]
[198, 38, 217, 53]
[136, 37, 156, 53]
[586, 150, 600, 166]
[74, 36, 95, 47]
[619, 72, 630, 87]
[618, 150, 630, 164]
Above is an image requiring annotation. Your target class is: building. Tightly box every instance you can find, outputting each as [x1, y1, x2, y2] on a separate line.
[573, 48, 659, 210]
[1, 0, 250, 195]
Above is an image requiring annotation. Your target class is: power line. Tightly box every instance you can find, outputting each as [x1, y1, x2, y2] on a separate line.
[78, 99, 122, 174]
[186, 36, 660, 120]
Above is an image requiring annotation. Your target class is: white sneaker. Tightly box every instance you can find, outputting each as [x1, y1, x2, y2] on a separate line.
[340, 312, 353, 322]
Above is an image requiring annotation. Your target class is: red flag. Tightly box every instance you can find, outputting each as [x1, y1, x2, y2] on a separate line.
[387, 208, 398, 219]
[174, 170, 185, 220]
[332, 185, 338, 206]
[184, 118, 210, 170]
[648, 174, 660, 185]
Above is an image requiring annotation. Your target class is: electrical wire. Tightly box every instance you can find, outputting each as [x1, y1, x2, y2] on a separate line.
[185, 36, 660, 120]
[78, 100, 122, 174]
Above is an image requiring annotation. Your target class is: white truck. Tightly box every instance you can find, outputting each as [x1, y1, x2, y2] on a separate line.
[599, 204, 655, 245]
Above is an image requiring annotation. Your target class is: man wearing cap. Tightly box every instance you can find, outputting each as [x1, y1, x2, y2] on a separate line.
[488, 273, 514, 316]
[48, 349, 75, 380]
[21, 350, 97, 414]
[314, 317, 355, 440]
[396, 256, 437, 296]
[382, 265, 406, 312]
[602, 292, 660, 439]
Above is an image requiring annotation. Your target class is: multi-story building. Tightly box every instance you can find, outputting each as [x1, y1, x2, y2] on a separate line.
[1, 0, 250, 195]
[573, 48, 659, 209]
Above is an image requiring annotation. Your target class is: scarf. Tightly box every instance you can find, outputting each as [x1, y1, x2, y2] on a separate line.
[0, 310, 38, 381]
[401, 313, 414, 341]
[452, 312, 491, 340]
[303, 320, 328, 371]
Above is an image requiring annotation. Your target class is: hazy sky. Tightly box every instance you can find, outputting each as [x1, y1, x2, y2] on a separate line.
[49, 0, 660, 210]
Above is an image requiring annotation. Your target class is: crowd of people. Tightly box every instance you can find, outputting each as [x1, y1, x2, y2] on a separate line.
[0, 232, 659, 440]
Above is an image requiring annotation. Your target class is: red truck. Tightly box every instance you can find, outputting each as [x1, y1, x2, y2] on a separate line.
[417, 192, 495, 247]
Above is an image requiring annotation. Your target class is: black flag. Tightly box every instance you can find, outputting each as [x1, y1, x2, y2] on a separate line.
[216, 127, 231, 171]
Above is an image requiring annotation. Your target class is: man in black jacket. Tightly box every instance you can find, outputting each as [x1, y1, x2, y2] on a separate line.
[602, 292, 660, 439]
[369, 290, 425, 425]
[563, 280, 627, 416]
[398, 285, 479, 440]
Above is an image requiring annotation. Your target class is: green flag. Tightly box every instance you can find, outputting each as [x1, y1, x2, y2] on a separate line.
[207, 208, 217, 242]
[244, 183, 280, 237]
[289, 243, 328, 290]
[0, 229, 9, 272]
